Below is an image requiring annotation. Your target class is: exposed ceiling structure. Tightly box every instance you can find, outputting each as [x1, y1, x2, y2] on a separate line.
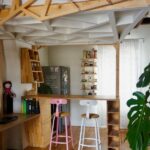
[0, 0, 150, 45]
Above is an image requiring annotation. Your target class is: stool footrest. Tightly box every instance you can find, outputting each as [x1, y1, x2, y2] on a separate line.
[51, 140, 72, 145]
[82, 137, 98, 141]
[80, 144, 100, 148]
[51, 135, 73, 145]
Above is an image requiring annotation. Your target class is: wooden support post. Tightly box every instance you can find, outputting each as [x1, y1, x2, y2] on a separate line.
[114, 43, 120, 99]
[0, 40, 6, 115]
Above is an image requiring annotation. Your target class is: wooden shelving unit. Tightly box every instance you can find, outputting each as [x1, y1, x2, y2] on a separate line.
[107, 100, 120, 150]
[21, 46, 44, 83]
[81, 49, 97, 96]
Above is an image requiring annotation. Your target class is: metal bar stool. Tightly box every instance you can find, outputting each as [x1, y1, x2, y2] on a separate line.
[78, 100, 101, 150]
[49, 98, 74, 150]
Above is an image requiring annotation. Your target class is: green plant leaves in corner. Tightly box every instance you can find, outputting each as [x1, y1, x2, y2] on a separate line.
[126, 91, 150, 150]
[136, 63, 150, 88]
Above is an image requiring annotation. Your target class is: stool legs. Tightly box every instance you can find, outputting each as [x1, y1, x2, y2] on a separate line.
[49, 116, 55, 150]
[78, 118, 84, 150]
[69, 117, 74, 149]
[95, 119, 99, 150]
[81, 118, 86, 150]
[49, 115, 74, 150]
[65, 117, 69, 150]
[78, 118, 101, 150]
[96, 119, 101, 150]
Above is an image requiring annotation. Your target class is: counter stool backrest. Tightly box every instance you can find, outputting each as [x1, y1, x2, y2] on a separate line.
[50, 98, 67, 117]
[80, 100, 98, 119]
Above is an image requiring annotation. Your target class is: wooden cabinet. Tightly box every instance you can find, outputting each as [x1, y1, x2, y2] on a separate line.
[24, 99, 51, 148]
[21, 47, 44, 83]
[107, 100, 120, 150]
[81, 49, 97, 95]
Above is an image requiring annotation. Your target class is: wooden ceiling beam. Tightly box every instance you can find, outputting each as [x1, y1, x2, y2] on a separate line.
[0, 0, 149, 25]
[42, 0, 52, 17]
[0, 0, 36, 25]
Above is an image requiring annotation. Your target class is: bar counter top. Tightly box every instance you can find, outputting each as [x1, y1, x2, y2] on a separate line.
[23, 94, 118, 101]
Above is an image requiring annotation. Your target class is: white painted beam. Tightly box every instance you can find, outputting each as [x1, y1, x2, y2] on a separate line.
[108, 11, 119, 42]
[120, 8, 149, 41]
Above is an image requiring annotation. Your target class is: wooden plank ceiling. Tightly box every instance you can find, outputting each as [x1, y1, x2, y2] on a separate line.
[0, 0, 149, 45]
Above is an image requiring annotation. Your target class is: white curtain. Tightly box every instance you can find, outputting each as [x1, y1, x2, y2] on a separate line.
[96, 39, 144, 128]
[120, 39, 144, 128]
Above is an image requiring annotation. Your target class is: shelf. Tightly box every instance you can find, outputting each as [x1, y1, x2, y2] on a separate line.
[81, 81, 97, 83]
[108, 131, 119, 137]
[108, 101, 120, 112]
[81, 49, 97, 97]
[108, 141, 120, 148]
[108, 137, 120, 147]
[81, 89, 97, 91]
[82, 58, 97, 60]
[108, 147, 119, 150]
[32, 71, 42, 73]
[81, 73, 96, 75]
[30, 59, 40, 63]
[108, 111, 119, 114]
[21, 47, 44, 83]
[81, 65, 97, 67]
[108, 113, 119, 125]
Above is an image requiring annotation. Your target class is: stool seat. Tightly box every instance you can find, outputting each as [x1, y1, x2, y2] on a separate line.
[54, 112, 70, 117]
[81, 113, 99, 119]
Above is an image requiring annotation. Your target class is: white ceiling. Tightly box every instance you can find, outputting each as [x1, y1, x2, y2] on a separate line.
[0, 3, 149, 45]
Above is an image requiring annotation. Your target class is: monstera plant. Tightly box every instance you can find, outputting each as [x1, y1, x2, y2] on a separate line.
[126, 62, 150, 150]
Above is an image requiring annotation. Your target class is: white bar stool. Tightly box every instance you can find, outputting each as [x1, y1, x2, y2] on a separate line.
[78, 100, 101, 150]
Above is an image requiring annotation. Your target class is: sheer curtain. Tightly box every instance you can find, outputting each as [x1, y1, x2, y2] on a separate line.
[120, 39, 144, 128]
[95, 39, 144, 128]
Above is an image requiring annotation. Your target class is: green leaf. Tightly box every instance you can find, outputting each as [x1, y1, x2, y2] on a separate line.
[136, 63, 150, 88]
[126, 89, 150, 150]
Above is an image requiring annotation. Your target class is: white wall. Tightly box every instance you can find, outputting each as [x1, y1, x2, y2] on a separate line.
[3, 40, 49, 113]
[3, 40, 49, 149]
[39, 46, 49, 66]
[48, 45, 111, 127]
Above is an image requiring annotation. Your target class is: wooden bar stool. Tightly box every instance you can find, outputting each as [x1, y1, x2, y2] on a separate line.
[49, 98, 74, 150]
[78, 100, 101, 150]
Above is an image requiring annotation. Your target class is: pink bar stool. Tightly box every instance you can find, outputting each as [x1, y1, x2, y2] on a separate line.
[49, 98, 74, 150]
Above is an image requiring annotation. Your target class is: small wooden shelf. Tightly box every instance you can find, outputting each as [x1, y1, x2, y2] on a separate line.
[81, 89, 97, 91]
[82, 58, 97, 60]
[81, 65, 97, 67]
[21, 47, 44, 83]
[108, 137, 120, 147]
[108, 101, 119, 112]
[81, 49, 97, 96]
[108, 147, 120, 150]
[81, 73, 96, 75]
[30, 60, 40, 63]
[107, 100, 120, 150]
[32, 70, 42, 73]
[108, 125, 119, 137]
